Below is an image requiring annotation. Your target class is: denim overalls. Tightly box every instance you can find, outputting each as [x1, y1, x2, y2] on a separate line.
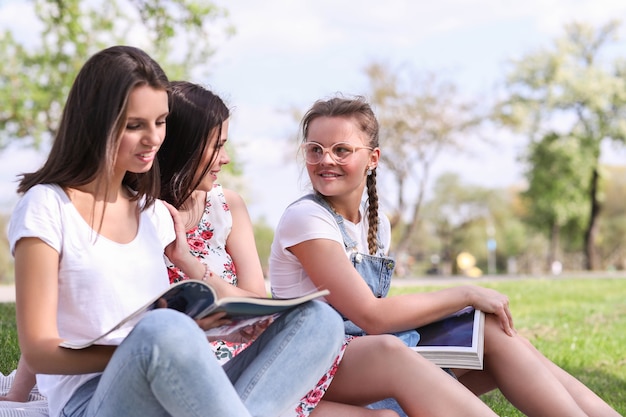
[304, 194, 420, 347]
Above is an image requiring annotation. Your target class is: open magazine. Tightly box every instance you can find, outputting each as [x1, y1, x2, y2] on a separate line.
[60, 280, 329, 349]
[412, 307, 485, 370]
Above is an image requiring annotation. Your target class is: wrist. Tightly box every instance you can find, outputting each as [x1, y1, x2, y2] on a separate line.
[459, 285, 474, 307]
[201, 263, 211, 281]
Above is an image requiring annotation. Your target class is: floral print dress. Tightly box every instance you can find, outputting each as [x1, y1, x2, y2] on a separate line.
[166, 184, 347, 416]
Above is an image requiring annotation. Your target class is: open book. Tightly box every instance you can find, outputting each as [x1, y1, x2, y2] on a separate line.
[412, 307, 485, 370]
[60, 280, 329, 349]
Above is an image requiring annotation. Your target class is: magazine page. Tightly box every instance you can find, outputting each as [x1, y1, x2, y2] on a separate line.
[60, 282, 329, 349]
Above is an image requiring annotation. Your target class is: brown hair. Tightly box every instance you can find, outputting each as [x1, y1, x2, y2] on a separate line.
[159, 81, 230, 209]
[17, 45, 170, 210]
[301, 96, 380, 255]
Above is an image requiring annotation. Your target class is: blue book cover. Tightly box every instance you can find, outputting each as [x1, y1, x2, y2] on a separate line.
[412, 307, 485, 370]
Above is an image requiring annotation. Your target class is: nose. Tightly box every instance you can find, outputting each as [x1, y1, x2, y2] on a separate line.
[143, 126, 164, 147]
[220, 148, 231, 165]
[318, 149, 335, 164]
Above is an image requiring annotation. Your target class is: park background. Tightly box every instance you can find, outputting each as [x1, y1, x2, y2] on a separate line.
[1, 0, 626, 278]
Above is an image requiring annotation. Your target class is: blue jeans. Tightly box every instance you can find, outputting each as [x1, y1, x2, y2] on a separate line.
[61, 301, 343, 417]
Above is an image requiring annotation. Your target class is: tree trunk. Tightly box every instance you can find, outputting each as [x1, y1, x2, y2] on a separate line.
[583, 167, 601, 270]
[548, 222, 560, 271]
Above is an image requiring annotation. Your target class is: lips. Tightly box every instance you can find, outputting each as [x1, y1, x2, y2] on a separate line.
[137, 151, 156, 162]
[318, 170, 341, 178]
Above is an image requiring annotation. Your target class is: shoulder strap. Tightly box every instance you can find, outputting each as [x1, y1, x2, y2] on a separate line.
[298, 194, 358, 250]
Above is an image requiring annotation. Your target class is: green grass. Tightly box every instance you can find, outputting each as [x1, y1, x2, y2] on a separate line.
[1, 277, 624, 415]
[0, 302, 19, 375]
[390, 277, 626, 416]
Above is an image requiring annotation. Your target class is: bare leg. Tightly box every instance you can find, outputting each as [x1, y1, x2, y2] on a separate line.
[321, 334, 498, 417]
[458, 315, 621, 417]
[311, 400, 399, 417]
[519, 336, 621, 417]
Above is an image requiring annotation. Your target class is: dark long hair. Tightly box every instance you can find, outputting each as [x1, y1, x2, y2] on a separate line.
[17, 45, 170, 209]
[159, 81, 230, 209]
[301, 96, 381, 255]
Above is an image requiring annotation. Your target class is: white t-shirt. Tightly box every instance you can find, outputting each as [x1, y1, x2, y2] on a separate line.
[269, 197, 391, 299]
[8, 184, 175, 417]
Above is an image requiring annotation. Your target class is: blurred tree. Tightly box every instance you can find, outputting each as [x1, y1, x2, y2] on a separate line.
[597, 165, 626, 269]
[521, 132, 591, 269]
[0, 0, 234, 150]
[364, 62, 484, 273]
[252, 218, 274, 279]
[420, 173, 529, 275]
[495, 20, 626, 270]
[0, 214, 14, 283]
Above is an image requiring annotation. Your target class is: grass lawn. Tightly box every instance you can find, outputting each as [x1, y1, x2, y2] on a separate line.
[390, 276, 626, 416]
[0, 277, 624, 415]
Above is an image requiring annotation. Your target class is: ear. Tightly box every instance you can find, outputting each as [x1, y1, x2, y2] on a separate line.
[368, 147, 380, 170]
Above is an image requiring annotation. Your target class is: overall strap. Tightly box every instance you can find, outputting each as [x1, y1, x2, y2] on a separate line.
[298, 194, 359, 251]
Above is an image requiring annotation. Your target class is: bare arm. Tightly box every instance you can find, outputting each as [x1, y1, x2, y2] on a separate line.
[15, 238, 116, 375]
[162, 193, 266, 299]
[221, 188, 267, 297]
[289, 238, 514, 335]
[0, 356, 36, 402]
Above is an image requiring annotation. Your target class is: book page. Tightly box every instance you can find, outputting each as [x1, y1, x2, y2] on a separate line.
[60, 282, 329, 349]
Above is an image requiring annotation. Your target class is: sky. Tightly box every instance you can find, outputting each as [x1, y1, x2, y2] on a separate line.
[1, 0, 626, 227]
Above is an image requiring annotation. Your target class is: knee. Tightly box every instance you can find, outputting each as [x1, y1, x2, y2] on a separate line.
[298, 300, 344, 339]
[374, 334, 409, 356]
[132, 309, 206, 355]
[483, 314, 528, 354]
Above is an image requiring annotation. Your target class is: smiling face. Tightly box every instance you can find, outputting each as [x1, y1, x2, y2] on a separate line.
[194, 118, 231, 191]
[305, 115, 379, 205]
[115, 85, 169, 177]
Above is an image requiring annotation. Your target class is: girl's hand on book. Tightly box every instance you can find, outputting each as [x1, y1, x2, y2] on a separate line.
[237, 317, 274, 343]
[465, 286, 515, 336]
[196, 312, 231, 331]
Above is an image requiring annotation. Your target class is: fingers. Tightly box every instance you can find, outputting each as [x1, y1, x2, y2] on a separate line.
[497, 296, 515, 336]
[161, 200, 177, 215]
[196, 312, 230, 331]
[470, 286, 516, 336]
[162, 201, 187, 234]
[238, 318, 273, 342]
[156, 298, 168, 309]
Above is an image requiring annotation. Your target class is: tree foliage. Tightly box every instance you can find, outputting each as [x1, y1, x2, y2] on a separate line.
[597, 165, 626, 269]
[495, 20, 626, 269]
[364, 62, 484, 272]
[521, 132, 592, 266]
[0, 0, 233, 150]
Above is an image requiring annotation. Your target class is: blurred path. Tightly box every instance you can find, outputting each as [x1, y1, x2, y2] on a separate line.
[0, 284, 14, 303]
